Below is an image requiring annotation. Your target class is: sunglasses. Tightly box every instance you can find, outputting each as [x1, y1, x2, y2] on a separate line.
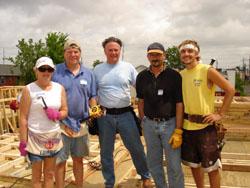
[38, 67, 54, 73]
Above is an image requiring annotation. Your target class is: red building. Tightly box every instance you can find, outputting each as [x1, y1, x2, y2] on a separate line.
[0, 64, 20, 86]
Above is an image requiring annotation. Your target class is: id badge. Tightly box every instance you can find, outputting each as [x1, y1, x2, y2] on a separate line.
[158, 89, 164, 96]
[80, 79, 87, 85]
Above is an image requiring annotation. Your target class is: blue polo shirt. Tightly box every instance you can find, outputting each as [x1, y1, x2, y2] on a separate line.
[52, 62, 97, 132]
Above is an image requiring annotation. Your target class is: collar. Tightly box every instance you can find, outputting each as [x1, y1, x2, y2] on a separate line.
[62, 62, 86, 75]
[147, 64, 166, 77]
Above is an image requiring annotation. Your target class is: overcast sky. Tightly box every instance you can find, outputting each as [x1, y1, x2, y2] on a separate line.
[0, 0, 250, 69]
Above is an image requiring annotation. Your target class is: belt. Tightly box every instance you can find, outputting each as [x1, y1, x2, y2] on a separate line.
[184, 113, 205, 124]
[147, 116, 173, 122]
[105, 106, 131, 115]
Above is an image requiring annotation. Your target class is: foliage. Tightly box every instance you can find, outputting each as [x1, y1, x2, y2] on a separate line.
[46, 32, 68, 64]
[165, 46, 184, 70]
[235, 73, 245, 96]
[7, 32, 68, 84]
[7, 39, 47, 84]
[92, 59, 103, 68]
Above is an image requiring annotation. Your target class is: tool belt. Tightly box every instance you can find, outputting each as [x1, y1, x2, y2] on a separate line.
[184, 113, 227, 150]
[215, 122, 227, 151]
[184, 113, 205, 124]
[105, 106, 131, 115]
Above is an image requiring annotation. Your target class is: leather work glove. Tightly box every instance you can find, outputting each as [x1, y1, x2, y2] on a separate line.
[19, 141, 27, 156]
[168, 128, 183, 149]
[44, 107, 61, 121]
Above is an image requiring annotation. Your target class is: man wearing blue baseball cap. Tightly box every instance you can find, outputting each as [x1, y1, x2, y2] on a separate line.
[136, 42, 184, 188]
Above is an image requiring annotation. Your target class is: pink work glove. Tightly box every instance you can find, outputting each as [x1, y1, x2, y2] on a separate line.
[44, 107, 61, 121]
[19, 141, 27, 156]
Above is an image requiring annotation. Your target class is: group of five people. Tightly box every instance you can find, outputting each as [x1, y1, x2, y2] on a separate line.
[18, 36, 235, 188]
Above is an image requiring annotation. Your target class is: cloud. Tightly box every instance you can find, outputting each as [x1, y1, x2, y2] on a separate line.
[0, 0, 249, 68]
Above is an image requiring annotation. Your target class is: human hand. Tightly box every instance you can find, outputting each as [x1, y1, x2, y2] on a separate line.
[19, 141, 27, 156]
[168, 128, 183, 149]
[44, 107, 61, 121]
[202, 113, 223, 124]
[64, 126, 75, 137]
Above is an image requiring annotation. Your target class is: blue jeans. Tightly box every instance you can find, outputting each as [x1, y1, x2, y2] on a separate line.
[97, 111, 150, 187]
[142, 117, 184, 188]
[28, 150, 60, 164]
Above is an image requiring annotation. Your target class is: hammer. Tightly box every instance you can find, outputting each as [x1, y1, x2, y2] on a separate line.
[38, 96, 48, 109]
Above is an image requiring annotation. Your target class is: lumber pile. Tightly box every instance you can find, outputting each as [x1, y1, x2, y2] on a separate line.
[0, 134, 248, 187]
[215, 96, 250, 141]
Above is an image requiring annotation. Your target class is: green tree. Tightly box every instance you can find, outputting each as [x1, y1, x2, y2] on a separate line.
[46, 32, 68, 64]
[165, 46, 184, 70]
[92, 59, 102, 68]
[235, 73, 245, 96]
[7, 32, 68, 84]
[7, 39, 47, 84]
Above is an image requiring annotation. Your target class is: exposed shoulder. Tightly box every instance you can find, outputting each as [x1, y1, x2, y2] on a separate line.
[21, 85, 31, 98]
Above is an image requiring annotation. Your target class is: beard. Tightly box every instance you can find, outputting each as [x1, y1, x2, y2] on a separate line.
[151, 59, 163, 67]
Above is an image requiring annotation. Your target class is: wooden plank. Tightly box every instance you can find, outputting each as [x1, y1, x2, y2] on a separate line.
[222, 152, 250, 160]
[222, 159, 250, 172]
[0, 157, 25, 173]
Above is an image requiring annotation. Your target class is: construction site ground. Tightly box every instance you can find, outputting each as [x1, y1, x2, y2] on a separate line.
[0, 134, 248, 188]
[0, 87, 250, 187]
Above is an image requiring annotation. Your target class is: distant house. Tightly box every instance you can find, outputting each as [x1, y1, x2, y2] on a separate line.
[216, 68, 236, 96]
[0, 64, 21, 86]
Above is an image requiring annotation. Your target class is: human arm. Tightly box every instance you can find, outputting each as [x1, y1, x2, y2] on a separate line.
[19, 87, 31, 155]
[44, 85, 68, 121]
[131, 64, 138, 88]
[59, 86, 68, 120]
[89, 97, 98, 107]
[175, 102, 183, 129]
[137, 99, 145, 120]
[168, 102, 184, 149]
[169, 72, 183, 149]
[203, 67, 235, 123]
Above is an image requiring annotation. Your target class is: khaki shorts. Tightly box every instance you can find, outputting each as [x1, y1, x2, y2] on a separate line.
[56, 133, 89, 164]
